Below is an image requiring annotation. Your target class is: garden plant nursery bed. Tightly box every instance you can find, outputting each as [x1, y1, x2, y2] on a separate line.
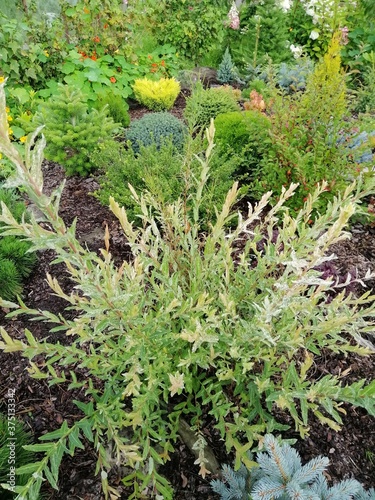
[1, 99, 375, 499]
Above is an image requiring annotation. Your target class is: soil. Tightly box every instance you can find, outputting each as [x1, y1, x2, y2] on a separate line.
[0, 96, 375, 499]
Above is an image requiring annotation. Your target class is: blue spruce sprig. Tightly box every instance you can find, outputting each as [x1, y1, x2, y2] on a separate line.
[211, 434, 375, 500]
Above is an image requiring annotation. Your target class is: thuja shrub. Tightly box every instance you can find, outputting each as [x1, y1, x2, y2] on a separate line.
[132, 77, 181, 111]
[211, 434, 375, 500]
[33, 84, 118, 176]
[184, 83, 240, 130]
[1, 82, 375, 498]
[125, 111, 187, 154]
[214, 110, 271, 180]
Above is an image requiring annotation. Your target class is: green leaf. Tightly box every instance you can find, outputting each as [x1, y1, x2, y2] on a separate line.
[16, 461, 43, 475]
[60, 62, 76, 75]
[23, 443, 54, 453]
[44, 464, 59, 490]
[74, 400, 94, 416]
[10, 87, 30, 104]
[79, 419, 94, 442]
[50, 441, 66, 478]
[84, 70, 100, 82]
[68, 427, 85, 451]
[10, 125, 26, 139]
[39, 421, 69, 441]
[25, 67, 37, 80]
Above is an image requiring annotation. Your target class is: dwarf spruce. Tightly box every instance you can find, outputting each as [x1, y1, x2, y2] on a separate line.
[0, 81, 374, 499]
[211, 434, 375, 500]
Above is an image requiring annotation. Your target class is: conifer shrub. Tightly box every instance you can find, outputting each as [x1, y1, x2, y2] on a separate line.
[0, 188, 36, 300]
[125, 112, 187, 154]
[92, 134, 240, 226]
[33, 84, 119, 176]
[95, 91, 130, 128]
[0, 412, 37, 499]
[217, 48, 236, 85]
[1, 83, 375, 498]
[0, 258, 22, 300]
[214, 110, 271, 179]
[277, 58, 315, 94]
[132, 77, 181, 111]
[184, 83, 240, 130]
[211, 434, 375, 500]
[92, 139, 184, 222]
[249, 33, 354, 216]
[0, 236, 36, 278]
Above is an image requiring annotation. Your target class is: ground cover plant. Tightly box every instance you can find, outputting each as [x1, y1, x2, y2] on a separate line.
[0, 1, 374, 498]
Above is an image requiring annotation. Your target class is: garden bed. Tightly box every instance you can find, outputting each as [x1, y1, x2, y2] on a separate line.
[0, 96, 374, 498]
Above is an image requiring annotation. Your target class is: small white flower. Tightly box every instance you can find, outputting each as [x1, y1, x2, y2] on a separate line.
[279, 0, 291, 11]
[290, 44, 303, 59]
[309, 30, 319, 40]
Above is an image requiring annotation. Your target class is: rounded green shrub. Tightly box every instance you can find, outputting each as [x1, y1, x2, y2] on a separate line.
[184, 84, 240, 130]
[214, 110, 271, 179]
[125, 112, 187, 154]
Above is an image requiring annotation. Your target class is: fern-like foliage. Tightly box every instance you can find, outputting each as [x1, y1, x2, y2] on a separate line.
[211, 435, 374, 500]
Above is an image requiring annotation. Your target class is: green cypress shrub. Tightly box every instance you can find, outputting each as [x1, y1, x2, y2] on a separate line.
[0, 236, 36, 278]
[125, 112, 187, 154]
[184, 83, 240, 130]
[214, 110, 271, 179]
[0, 258, 22, 300]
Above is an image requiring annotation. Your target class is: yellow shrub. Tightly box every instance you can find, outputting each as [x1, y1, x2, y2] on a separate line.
[301, 31, 346, 130]
[132, 77, 181, 111]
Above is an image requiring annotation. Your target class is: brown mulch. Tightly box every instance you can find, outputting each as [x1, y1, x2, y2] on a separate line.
[0, 96, 374, 499]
